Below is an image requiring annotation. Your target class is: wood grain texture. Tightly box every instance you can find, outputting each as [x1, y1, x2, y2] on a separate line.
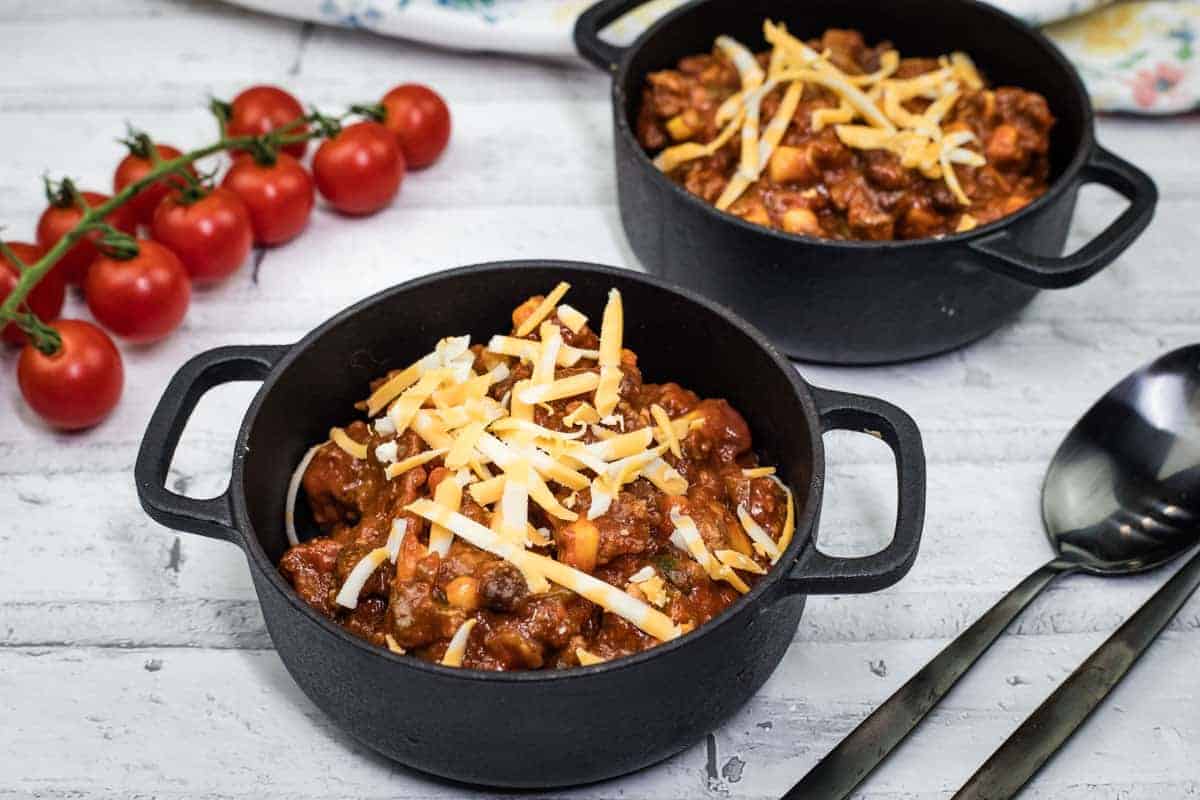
[0, 2, 1198, 797]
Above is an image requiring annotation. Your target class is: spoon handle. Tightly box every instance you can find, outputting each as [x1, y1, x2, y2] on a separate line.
[784, 560, 1070, 800]
[951, 546, 1200, 800]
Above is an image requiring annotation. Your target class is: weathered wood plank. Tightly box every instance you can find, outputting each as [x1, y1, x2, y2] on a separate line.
[1, 633, 1197, 798]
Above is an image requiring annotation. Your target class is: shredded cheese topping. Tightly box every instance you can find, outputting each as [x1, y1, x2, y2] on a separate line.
[426, 478, 462, 557]
[770, 475, 796, 562]
[556, 304, 588, 333]
[576, 648, 606, 666]
[594, 289, 624, 417]
[441, 618, 478, 667]
[330, 427, 367, 460]
[650, 404, 682, 458]
[335, 547, 389, 609]
[286, 282, 801, 667]
[742, 466, 776, 478]
[285, 444, 323, 546]
[737, 504, 782, 561]
[658, 21, 991, 212]
[384, 448, 447, 480]
[514, 282, 570, 337]
[669, 508, 749, 594]
[386, 518, 409, 563]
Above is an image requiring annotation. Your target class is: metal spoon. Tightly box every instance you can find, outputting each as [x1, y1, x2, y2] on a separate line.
[785, 344, 1200, 800]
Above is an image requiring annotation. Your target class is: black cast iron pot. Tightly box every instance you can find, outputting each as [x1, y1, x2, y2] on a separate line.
[135, 261, 925, 787]
[575, 0, 1158, 364]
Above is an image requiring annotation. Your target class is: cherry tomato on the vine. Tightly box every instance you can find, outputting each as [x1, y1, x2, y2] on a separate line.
[226, 85, 309, 159]
[151, 187, 253, 285]
[380, 84, 451, 169]
[18, 319, 124, 431]
[221, 153, 315, 246]
[113, 142, 197, 227]
[0, 242, 65, 346]
[85, 239, 191, 344]
[312, 121, 404, 216]
[36, 190, 137, 286]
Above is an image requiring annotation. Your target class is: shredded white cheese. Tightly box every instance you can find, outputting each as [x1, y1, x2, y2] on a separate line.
[284, 443, 323, 546]
[737, 504, 782, 561]
[386, 518, 409, 563]
[594, 289, 624, 417]
[441, 618, 478, 667]
[374, 440, 399, 464]
[335, 547, 389, 609]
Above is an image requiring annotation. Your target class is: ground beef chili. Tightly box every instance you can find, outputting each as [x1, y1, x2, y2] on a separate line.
[279, 287, 794, 671]
[637, 27, 1055, 240]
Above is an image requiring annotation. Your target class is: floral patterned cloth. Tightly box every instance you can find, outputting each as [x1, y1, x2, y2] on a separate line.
[226, 0, 1199, 114]
[1046, 1, 1198, 113]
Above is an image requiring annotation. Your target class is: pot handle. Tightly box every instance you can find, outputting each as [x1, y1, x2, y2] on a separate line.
[783, 387, 926, 596]
[967, 145, 1157, 289]
[135, 345, 288, 545]
[573, 0, 644, 71]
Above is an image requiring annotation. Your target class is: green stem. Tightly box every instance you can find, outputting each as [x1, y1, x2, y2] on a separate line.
[0, 123, 316, 346]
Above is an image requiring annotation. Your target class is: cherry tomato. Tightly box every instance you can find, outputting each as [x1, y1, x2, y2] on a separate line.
[85, 239, 191, 344]
[221, 153, 315, 246]
[312, 121, 404, 216]
[18, 319, 123, 431]
[151, 187, 253, 285]
[113, 142, 197, 227]
[380, 84, 451, 168]
[0, 242, 65, 346]
[226, 85, 309, 159]
[36, 190, 137, 285]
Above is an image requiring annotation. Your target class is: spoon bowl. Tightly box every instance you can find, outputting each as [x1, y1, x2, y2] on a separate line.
[1044, 345, 1200, 574]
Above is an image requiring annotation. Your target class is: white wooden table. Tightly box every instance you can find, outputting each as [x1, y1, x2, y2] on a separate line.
[2, 2, 1198, 797]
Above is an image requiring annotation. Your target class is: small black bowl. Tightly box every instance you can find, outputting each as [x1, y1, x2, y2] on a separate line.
[136, 260, 925, 787]
[575, 0, 1157, 364]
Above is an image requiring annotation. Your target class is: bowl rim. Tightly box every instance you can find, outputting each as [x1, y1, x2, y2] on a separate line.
[229, 259, 827, 683]
[608, 0, 1096, 251]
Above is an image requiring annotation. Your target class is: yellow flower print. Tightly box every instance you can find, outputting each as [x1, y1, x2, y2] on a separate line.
[1049, 4, 1146, 55]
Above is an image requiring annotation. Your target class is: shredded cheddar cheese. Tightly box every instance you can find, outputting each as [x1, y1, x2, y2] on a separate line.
[650, 404, 682, 459]
[514, 282, 570, 337]
[335, 547, 389, 609]
[742, 466, 776, 478]
[737, 504, 782, 561]
[329, 427, 367, 460]
[518, 372, 601, 405]
[387, 369, 450, 436]
[669, 508, 750, 594]
[594, 289, 624, 417]
[770, 476, 796, 562]
[384, 447, 447, 480]
[575, 648, 606, 666]
[426, 477, 463, 557]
